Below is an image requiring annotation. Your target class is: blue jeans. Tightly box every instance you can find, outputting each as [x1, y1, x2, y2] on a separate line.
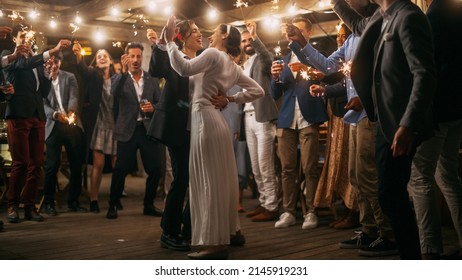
[409, 119, 462, 254]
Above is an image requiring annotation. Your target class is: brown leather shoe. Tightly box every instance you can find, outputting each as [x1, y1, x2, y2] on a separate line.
[245, 205, 265, 218]
[24, 206, 44, 222]
[329, 214, 347, 227]
[334, 210, 359, 229]
[7, 207, 19, 223]
[251, 210, 279, 222]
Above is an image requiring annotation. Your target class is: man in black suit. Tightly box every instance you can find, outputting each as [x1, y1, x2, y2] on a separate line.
[1, 25, 70, 223]
[147, 25, 193, 251]
[333, 0, 436, 259]
[106, 42, 162, 219]
[42, 51, 85, 216]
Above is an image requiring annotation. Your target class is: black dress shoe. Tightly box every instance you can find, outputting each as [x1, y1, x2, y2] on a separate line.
[160, 233, 191, 251]
[106, 205, 118, 219]
[143, 205, 163, 217]
[67, 201, 88, 213]
[7, 207, 19, 223]
[24, 206, 44, 222]
[44, 204, 58, 216]
[230, 233, 246, 246]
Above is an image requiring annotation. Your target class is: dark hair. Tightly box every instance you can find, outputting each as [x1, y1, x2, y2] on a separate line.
[89, 49, 116, 77]
[339, 23, 352, 37]
[124, 42, 144, 54]
[174, 20, 196, 50]
[291, 17, 313, 32]
[219, 24, 241, 57]
[11, 24, 29, 38]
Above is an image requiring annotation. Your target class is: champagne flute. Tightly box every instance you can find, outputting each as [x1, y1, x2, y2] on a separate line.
[139, 99, 149, 120]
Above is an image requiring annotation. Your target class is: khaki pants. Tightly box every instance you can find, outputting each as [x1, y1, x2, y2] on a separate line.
[277, 125, 320, 214]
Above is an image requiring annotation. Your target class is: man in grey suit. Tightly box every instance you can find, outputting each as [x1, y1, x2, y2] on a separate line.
[106, 42, 162, 219]
[42, 51, 85, 215]
[240, 22, 280, 222]
[334, 0, 436, 259]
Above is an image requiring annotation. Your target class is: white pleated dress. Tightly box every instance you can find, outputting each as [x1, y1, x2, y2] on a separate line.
[167, 42, 263, 246]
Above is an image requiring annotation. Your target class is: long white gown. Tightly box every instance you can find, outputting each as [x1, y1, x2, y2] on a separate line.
[167, 42, 264, 246]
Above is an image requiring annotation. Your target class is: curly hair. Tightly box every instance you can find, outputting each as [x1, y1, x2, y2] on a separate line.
[218, 24, 241, 57]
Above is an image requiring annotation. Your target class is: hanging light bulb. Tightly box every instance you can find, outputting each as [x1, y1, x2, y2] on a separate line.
[49, 18, 57, 29]
[208, 8, 218, 20]
[147, 0, 157, 12]
[111, 6, 120, 16]
[29, 9, 39, 20]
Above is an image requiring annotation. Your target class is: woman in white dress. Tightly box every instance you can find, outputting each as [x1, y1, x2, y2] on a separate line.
[165, 15, 264, 259]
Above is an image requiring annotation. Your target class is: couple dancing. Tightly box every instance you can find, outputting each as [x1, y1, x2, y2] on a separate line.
[161, 15, 263, 259]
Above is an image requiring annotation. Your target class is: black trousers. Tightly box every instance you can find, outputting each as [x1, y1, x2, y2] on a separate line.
[43, 123, 84, 205]
[160, 139, 191, 239]
[375, 126, 421, 259]
[109, 125, 162, 207]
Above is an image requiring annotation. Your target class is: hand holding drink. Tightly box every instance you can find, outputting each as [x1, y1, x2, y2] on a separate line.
[0, 81, 14, 95]
[139, 99, 154, 119]
[271, 60, 284, 82]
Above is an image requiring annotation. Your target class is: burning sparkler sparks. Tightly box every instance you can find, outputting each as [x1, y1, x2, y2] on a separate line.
[67, 112, 76, 126]
[112, 41, 124, 49]
[234, 0, 249, 8]
[274, 45, 281, 57]
[300, 68, 312, 80]
[339, 60, 352, 77]
[8, 11, 24, 21]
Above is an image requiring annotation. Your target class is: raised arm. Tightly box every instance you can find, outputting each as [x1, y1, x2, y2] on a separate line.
[332, 0, 370, 36]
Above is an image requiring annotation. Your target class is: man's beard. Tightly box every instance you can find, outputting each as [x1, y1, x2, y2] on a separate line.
[243, 46, 255, 56]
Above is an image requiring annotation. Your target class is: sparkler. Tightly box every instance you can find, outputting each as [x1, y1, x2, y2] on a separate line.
[67, 112, 76, 126]
[234, 0, 248, 8]
[300, 68, 312, 80]
[339, 60, 352, 77]
[234, 0, 248, 21]
[70, 23, 80, 41]
[8, 11, 24, 22]
[274, 44, 281, 57]
[112, 41, 124, 49]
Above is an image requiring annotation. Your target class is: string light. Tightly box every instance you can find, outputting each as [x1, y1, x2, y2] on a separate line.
[49, 19, 57, 29]
[208, 8, 218, 20]
[29, 9, 39, 20]
[74, 12, 82, 24]
[94, 28, 106, 43]
[163, 6, 172, 16]
[147, 1, 157, 12]
[111, 6, 120, 16]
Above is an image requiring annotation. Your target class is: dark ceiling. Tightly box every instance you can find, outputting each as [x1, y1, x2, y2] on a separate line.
[0, 0, 340, 60]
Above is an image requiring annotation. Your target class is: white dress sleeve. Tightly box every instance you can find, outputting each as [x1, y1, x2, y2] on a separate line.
[166, 42, 216, 77]
[232, 70, 264, 104]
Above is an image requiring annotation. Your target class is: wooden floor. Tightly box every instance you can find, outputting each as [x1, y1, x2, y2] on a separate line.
[0, 173, 459, 260]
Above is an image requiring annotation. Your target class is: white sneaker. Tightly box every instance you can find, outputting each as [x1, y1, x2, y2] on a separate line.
[274, 212, 296, 228]
[302, 212, 318, 229]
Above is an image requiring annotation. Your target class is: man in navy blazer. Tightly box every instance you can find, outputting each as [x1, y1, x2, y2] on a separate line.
[106, 42, 162, 219]
[42, 51, 85, 216]
[270, 17, 328, 230]
[1, 25, 71, 223]
[334, 0, 436, 259]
